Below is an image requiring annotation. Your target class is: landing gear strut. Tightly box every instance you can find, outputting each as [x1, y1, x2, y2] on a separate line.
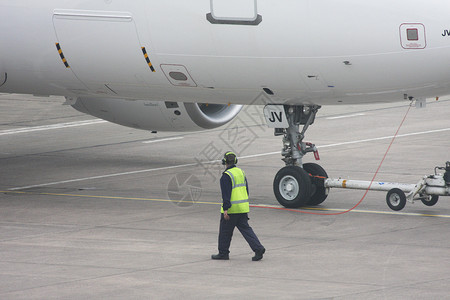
[265, 105, 328, 208]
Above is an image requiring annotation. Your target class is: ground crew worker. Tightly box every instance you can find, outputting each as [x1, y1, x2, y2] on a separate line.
[211, 151, 265, 261]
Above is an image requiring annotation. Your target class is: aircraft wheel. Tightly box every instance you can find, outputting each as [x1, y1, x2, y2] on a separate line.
[421, 195, 439, 206]
[274, 166, 312, 208]
[386, 188, 406, 211]
[303, 163, 328, 206]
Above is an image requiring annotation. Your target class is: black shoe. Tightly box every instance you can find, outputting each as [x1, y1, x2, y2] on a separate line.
[252, 247, 265, 261]
[211, 253, 229, 260]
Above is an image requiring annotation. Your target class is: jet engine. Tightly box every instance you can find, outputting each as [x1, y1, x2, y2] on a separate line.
[70, 97, 242, 132]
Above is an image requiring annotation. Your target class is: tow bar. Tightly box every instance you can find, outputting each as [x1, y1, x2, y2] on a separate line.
[323, 161, 450, 211]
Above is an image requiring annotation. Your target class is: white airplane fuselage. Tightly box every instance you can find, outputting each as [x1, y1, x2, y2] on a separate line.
[2, 0, 450, 106]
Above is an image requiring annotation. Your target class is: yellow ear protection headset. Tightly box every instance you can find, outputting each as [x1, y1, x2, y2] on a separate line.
[222, 151, 238, 165]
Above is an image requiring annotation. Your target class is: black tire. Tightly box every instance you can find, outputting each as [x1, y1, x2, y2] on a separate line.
[386, 188, 406, 211]
[421, 195, 439, 207]
[303, 163, 329, 206]
[274, 166, 312, 208]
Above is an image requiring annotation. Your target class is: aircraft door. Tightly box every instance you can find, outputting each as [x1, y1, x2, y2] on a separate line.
[53, 10, 152, 95]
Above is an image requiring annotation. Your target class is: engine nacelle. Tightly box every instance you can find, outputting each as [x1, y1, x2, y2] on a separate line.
[70, 97, 242, 132]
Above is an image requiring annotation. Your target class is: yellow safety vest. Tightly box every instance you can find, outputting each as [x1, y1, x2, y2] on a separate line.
[221, 167, 250, 214]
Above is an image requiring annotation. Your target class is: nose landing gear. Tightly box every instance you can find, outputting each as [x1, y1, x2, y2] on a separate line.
[266, 105, 328, 208]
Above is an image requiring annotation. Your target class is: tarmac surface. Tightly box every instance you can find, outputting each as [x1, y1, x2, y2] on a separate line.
[0, 93, 449, 299]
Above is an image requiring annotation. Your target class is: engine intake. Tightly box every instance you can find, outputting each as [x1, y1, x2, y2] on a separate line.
[184, 103, 242, 129]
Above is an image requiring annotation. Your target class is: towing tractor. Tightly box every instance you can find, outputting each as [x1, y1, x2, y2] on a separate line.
[323, 161, 450, 211]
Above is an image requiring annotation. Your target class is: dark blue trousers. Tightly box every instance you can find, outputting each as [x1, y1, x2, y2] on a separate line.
[218, 213, 263, 255]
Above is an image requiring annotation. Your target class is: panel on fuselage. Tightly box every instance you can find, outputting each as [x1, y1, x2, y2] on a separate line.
[400, 23, 427, 49]
[52, 10, 153, 95]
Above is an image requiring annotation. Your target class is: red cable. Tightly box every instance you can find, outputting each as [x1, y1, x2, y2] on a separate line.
[251, 104, 413, 215]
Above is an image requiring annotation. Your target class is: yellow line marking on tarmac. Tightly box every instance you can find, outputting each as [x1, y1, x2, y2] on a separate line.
[1, 190, 220, 206]
[313, 207, 450, 218]
[3, 191, 450, 218]
[252, 204, 450, 218]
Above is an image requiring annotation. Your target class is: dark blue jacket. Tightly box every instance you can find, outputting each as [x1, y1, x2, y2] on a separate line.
[220, 165, 249, 211]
